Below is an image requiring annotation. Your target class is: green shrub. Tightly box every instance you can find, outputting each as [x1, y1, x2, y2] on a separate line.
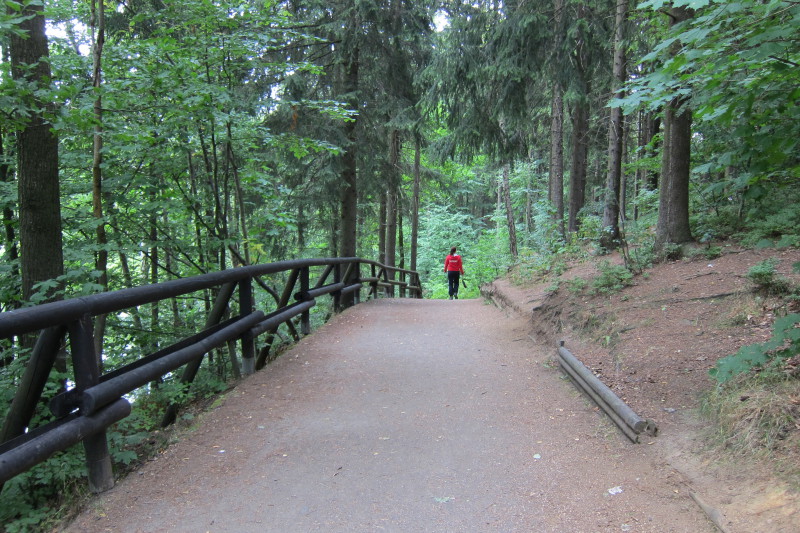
[624, 240, 655, 273]
[590, 261, 633, 295]
[658, 242, 683, 261]
[703, 246, 723, 259]
[732, 190, 800, 248]
[566, 277, 588, 294]
[746, 258, 792, 295]
[577, 214, 603, 243]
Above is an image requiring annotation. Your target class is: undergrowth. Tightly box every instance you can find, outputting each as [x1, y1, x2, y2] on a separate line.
[701, 371, 800, 484]
[590, 261, 633, 295]
[746, 258, 794, 296]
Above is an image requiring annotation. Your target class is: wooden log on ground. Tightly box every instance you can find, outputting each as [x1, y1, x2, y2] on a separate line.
[557, 342, 658, 441]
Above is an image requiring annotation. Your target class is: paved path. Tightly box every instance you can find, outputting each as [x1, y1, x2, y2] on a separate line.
[67, 299, 711, 532]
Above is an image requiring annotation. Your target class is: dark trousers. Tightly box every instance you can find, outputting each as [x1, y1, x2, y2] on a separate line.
[447, 271, 461, 297]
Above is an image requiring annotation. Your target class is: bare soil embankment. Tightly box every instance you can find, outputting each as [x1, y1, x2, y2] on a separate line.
[483, 246, 800, 533]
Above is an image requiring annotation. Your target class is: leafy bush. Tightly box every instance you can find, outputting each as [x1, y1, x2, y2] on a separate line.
[741, 208, 800, 247]
[576, 214, 603, 243]
[509, 251, 568, 285]
[0, 446, 87, 532]
[529, 198, 566, 255]
[711, 313, 800, 383]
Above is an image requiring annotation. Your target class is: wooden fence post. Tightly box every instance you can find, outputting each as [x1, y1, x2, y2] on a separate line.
[353, 262, 361, 305]
[300, 266, 310, 335]
[370, 264, 378, 299]
[68, 315, 114, 493]
[239, 277, 255, 375]
[333, 263, 342, 311]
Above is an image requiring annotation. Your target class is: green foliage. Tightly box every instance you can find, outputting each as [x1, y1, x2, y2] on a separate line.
[746, 258, 793, 296]
[590, 261, 634, 295]
[624, 240, 656, 274]
[576, 214, 603, 244]
[0, 445, 86, 532]
[711, 313, 800, 383]
[617, 0, 800, 190]
[734, 195, 800, 248]
[658, 242, 684, 262]
[529, 199, 566, 255]
[510, 249, 569, 285]
[702, 246, 722, 260]
[416, 203, 484, 298]
[566, 277, 588, 294]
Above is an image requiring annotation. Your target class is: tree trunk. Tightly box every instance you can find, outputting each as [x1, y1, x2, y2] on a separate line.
[227, 126, 250, 265]
[549, 0, 566, 238]
[502, 164, 518, 259]
[378, 193, 387, 264]
[297, 203, 305, 251]
[644, 112, 661, 190]
[339, 47, 359, 261]
[568, 100, 589, 234]
[601, 0, 628, 249]
[525, 160, 533, 237]
[385, 190, 397, 287]
[657, 101, 693, 247]
[0, 129, 19, 304]
[91, 0, 108, 366]
[410, 137, 421, 272]
[339, 47, 359, 307]
[385, 129, 400, 296]
[149, 192, 159, 343]
[656, 6, 694, 249]
[549, 85, 565, 238]
[567, 3, 590, 236]
[9, 0, 64, 303]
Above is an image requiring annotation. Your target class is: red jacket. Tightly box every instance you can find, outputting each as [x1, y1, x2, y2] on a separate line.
[444, 254, 464, 274]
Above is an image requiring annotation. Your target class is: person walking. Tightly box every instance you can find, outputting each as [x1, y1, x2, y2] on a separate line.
[443, 246, 465, 300]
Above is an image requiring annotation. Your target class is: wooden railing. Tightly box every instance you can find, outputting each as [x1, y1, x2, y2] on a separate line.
[0, 257, 421, 492]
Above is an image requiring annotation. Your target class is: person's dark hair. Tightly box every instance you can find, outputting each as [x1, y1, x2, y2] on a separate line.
[450, 247, 457, 255]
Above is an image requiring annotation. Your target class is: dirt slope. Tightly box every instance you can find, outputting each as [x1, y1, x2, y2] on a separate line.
[483, 245, 800, 532]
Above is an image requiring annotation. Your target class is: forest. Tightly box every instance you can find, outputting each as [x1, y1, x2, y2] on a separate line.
[1, 0, 799, 529]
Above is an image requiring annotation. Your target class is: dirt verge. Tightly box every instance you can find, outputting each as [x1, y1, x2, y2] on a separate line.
[483, 246, 800, 532]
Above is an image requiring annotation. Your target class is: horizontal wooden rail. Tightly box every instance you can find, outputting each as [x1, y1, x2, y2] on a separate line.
[0, 257, 422, 492]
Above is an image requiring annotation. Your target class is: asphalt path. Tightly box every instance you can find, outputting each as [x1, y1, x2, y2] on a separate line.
[66, 298, 712, 532]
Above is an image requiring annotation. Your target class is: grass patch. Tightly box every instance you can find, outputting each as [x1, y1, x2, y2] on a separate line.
[701, 371, 800, 483]
[715, 294, 762, 328]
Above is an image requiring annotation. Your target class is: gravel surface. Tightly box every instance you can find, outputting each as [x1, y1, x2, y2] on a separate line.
[65, 298, 715, 533]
